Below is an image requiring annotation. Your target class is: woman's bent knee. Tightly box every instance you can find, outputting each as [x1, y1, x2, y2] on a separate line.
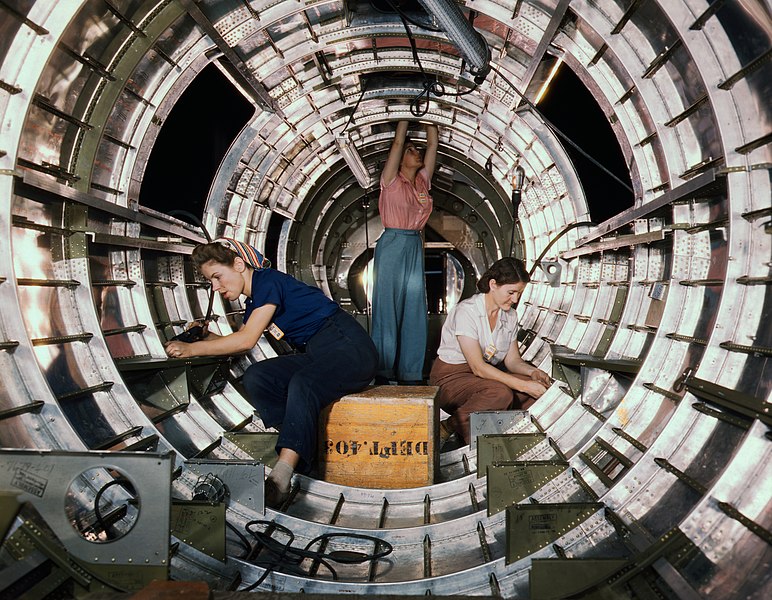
[485, 383, 515, 409]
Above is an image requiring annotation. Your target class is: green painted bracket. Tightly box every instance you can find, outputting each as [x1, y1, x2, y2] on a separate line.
[505, 502, 605, 564]
[477, 433, 547, 478]
[171, 501, 226, 562]
[222, 432, 279, 467]
[487, 460, 570, 516]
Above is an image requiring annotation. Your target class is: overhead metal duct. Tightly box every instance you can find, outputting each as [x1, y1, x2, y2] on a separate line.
[416, 0, 491, 84]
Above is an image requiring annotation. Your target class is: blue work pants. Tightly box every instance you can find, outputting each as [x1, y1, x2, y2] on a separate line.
[371, 228, 427, 382]
[242, 309, 377, 473]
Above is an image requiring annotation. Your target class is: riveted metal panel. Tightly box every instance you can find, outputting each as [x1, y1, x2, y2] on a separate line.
[222, 432, 279, 468]
[0, 449, 172, 568]
[469, 410, 529, 449]
[477, 433, 547, 478]
[487, 460, 570, 516]
[529, 558, 630, 599]
[171, 500, 226, 561]
[505, 502, 605, 564]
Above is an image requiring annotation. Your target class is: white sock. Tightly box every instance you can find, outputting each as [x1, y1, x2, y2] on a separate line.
[267, 459, 294, 493]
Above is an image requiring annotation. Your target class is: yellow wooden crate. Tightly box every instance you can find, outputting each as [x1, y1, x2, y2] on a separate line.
[318, 385, 440, 488]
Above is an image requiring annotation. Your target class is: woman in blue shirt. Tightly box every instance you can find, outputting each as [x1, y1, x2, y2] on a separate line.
[164, 239, 378, 508]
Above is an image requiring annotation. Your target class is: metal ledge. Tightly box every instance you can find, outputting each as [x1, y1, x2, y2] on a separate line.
[574, 170, 724, 247]
[685, 377, 770, 425]
[551, 348, 642, 375]
[14, 171, 207, 244]
[114, 355, 231, 372]
[561, 229, 666, 259]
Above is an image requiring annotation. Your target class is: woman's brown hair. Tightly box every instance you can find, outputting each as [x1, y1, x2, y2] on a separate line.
[477, 257, 530, 293]
[191, 242, 237, 271]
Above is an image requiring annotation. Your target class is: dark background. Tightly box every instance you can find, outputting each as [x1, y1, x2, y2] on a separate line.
[139, 63, 254, 227]
[538, 65, 634, 223]
[140, 58, 634, 253]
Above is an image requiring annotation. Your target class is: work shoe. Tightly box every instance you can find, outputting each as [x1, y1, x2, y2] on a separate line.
[264, 478, 290, 510]
[439, 419, 455, 444]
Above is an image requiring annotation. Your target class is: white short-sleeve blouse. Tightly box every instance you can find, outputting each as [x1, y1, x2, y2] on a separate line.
[436, 293, 519, 366]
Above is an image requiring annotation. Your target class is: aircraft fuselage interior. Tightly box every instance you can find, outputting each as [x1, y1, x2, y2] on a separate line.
[0, 0, 770, 598]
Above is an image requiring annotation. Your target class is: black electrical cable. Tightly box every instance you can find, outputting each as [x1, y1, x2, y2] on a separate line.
[391, 3, 439, 118]
[362, 193, 372, 335]
[93, 477, 135, 533]
[226, 520, 253, 560]
[385, 0, 484, 98]
[509, 217, 518, 257]
[167, 210, 213, 242]
[488, 64, 634, 195]
[240, 520, 297, 591]
[240, 520, 393, 591]
[341, 78, 370, 135]
[385, 0, 478, 117]
[527, 221, 596, 277]
[167, 209, 216, 339]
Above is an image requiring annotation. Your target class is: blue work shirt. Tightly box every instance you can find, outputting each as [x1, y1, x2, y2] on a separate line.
[243, 269, 338, 345]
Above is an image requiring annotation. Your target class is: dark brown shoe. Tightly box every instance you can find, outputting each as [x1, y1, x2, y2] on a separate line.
[439, 418, 455, 444]
[264, 478, 289, 510]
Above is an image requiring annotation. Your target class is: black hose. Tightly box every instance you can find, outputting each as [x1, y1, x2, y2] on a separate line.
[362, 193, 372, 335]
[240, 520, 393, 591]
[94, 477, 135, 533]
[167, 210, 212, 242]
[167, 209, 216, 330]
[528, 221, 596, 278]
[488, 64, 634, 195]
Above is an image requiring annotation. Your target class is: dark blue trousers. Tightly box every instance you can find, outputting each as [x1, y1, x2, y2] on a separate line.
[371, 228, 427, 381]
[242, 309, 377, 473]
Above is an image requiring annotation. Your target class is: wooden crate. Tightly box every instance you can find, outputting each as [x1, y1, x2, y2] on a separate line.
[318, 385, 439, 489]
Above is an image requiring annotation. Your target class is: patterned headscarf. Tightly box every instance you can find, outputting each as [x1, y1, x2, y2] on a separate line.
[215, 237, 271, 270]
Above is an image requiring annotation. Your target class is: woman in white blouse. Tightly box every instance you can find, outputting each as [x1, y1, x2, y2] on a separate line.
[429, 257, 552, 445]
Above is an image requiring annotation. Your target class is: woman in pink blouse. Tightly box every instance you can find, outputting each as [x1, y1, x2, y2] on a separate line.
[372, 120, 439, 384]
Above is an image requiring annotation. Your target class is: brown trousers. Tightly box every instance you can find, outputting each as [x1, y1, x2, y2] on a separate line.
[429, 358, 535, 444]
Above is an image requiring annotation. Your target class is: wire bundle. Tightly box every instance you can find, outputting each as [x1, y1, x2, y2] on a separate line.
[239, 520, 394, 591]
[384, 0, 479, 116]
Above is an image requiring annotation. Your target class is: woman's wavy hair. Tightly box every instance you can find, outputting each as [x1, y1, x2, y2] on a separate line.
[477, 257, 530, 293]
[191, 242, 237, 271]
